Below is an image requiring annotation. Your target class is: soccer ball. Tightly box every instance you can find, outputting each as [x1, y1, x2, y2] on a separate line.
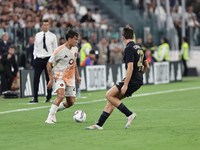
[73, 110, 86, 122]
[107, 81, 114, 88]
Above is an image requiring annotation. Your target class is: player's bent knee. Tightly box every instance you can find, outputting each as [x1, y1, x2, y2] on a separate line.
[105, 92, 110, 100]
[105, 90, 112, 99]
[66, 97, 75, 107]
[68, 101, 75, 107]
[57, 94, 65, 100]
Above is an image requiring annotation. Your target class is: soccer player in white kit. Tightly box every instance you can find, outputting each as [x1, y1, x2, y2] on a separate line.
[45, 30, 81, 124]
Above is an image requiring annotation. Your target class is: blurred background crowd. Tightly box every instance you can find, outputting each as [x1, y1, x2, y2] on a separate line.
[0, 0, 199, 69]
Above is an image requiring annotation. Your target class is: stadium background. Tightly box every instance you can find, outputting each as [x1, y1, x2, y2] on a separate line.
[0, 0, 200, 150]
[0, 0, 200, 75]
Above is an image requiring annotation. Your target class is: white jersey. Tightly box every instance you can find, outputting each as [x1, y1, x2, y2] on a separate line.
[49, 44, 78, 86]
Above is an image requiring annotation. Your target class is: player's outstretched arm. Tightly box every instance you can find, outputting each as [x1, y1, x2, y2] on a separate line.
[142, 60, 149, 74]
[46, 61, 53, 89]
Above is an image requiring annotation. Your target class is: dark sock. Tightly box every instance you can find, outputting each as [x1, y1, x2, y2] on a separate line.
[97, 111, 110, 127]
[117, 103, 132, 117]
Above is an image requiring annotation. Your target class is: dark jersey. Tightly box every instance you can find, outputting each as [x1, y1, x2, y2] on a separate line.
[124, 41, 146, 84]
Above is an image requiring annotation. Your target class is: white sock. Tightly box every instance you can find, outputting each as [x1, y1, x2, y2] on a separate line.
[47, 104, 58, 121]
[57, 102, 66, 112]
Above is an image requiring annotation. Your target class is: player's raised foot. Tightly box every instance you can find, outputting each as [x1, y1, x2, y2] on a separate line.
[125, 113, 137, 129]
[85, 124, 103, 130]
[45, 119, 54, 124]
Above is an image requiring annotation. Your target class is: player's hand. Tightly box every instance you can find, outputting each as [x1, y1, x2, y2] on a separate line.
[121, 85, 127, 95]
[47, 80, 53, 90]
[7, 54, 12, 59]
[76, 76, 81, 85]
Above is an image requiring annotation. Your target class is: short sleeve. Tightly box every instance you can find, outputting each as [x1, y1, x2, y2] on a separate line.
[49, 54, 55, 64]
[125, 47, 134, 63]
[49, 50, 58, 64]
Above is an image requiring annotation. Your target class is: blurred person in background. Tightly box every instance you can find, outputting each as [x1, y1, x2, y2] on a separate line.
[80, 8, 95, 28]
[9, 14, 25, 28]
[142, 33, 156, 58]
[9, 14, 25, 40]
[43, 7, 56, 20]
[157, 38, 170, 62]
[191, 0, 200, 16]
[25, 36, 35, 69]
[97, 37, 109, 65]
[57, 0, 65, 15]
[179, 37, 189, 76]
[185, 6, 198, 28]
[106, 25, 118, 43]
[171, 6, 182, 49]
[76, 34, 82, 66]
[57, 17, 65, 28]
[0, 21, 6, 38]
[90, 33, 99, 65]
[109, 34, 123, 64]
[92, 8, 102, 28]
[1, 46, 18, 93]
[52, 20, 58, 28]
[136, 38, 143, 47]
[0, 32, 11, 59]
[80, 50, 96, 66]
[27, 0, 40, 11]
[34, 16, 41, 29]
[91, 7, 108, 29]
[145, 48, 154, 63]
[67, 6, 79, 28]
[80, 36, 92, 65]
[58, 37, 65, 46]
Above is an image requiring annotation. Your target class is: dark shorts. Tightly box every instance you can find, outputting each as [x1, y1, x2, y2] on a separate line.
[116, 79, 142, 97]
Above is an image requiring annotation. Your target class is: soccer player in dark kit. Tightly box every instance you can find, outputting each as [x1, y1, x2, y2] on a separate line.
[86, 27, 149, 130]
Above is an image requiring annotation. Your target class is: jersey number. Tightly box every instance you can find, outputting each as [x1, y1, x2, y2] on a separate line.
[137, 50, 144, 71]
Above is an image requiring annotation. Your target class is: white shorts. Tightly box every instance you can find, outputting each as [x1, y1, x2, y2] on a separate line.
[54, 79, 76, 97]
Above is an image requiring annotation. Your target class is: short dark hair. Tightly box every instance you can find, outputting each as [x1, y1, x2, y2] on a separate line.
[123, 27, 133, 39]
[183, 37, 188, 43]
[82, 36, 88, 41]
[90, 50, 95, 55]
[94, 8, 99, 11]
[9, 45, 15, 49]
[65, 30, 79, 40]
[42, 19, 49, 24]
[60, 37, 65, 40]
[163, 38, 169, 44]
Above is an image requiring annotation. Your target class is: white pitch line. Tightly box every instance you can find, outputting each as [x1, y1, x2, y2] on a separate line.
[131, 109, 200, 111]
[0, 86, 200, 115]
[0, 106, 50, 114]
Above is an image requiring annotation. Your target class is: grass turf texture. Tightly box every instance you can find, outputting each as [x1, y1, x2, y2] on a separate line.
[0, 77, 200, 150]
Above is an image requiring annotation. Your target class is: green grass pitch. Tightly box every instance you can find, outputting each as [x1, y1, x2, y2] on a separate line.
[0, 77, 200, 150]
